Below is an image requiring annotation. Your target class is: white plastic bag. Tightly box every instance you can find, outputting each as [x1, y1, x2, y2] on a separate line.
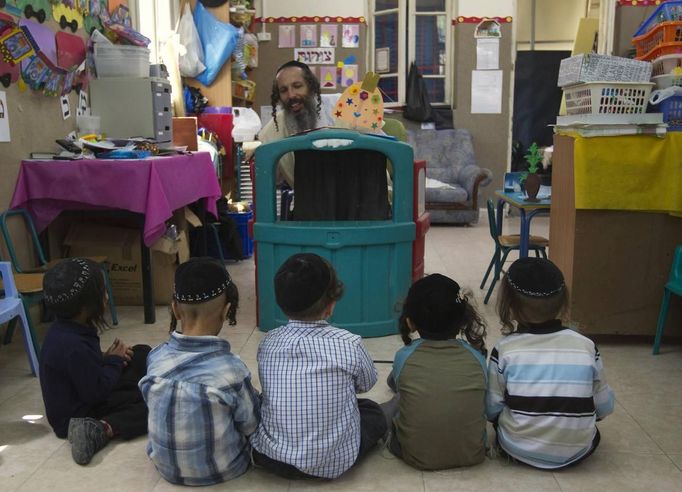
[178, 3, 205, 78]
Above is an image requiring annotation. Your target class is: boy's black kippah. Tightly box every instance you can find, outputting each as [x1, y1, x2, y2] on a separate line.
[43, 257, 91, 306]
[506, 257, 565, 297]
[275, 253, 330, 313]
[173, 257, 232, 304]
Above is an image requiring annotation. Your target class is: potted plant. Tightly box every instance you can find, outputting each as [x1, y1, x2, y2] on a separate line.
[521, 142, 543, 201]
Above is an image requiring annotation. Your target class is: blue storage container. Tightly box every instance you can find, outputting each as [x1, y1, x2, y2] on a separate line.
[253, 129, 415, 337]
[228, 211, 254, 258]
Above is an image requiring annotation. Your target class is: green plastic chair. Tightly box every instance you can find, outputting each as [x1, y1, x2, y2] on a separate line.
[0, 209, 118, 326]
[480, 198, 548, 304]
[653, 244, 682, 355]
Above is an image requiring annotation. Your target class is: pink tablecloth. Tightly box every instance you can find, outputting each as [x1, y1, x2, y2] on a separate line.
[10, 152, 221, 246]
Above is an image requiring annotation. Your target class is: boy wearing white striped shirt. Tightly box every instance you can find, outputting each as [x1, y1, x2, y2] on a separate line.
[486, 258, 614, 469]
[250, 253, 387, 479]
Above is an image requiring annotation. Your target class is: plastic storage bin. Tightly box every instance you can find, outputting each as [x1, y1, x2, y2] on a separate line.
[197, 111, 233, 177]
[633, 22, 682, 60]
[652, 72, 682, 89]
[563, 82, 653, 115]
[228, 210, 254, 258]
[651, 54, 682, 75]
[94, 44, 150, 78]
[253, 129, 419, 337]
[557, 54, 652, 87]
[655, 95, 682, 130]
[232, 107, 262, 142]
[634, 1, 682, 37]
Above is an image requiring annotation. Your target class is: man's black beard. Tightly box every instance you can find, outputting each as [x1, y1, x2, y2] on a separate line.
[283, 95, 318, 134]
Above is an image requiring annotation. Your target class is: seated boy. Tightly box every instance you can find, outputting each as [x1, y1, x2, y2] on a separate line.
[138, 257, 260, 486]
[250, 253, 387, 479]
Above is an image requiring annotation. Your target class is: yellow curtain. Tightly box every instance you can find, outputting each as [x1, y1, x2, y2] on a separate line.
[573, 133, 682, 214]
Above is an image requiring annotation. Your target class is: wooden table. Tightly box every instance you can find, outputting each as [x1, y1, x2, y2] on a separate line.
[495, 190, 551, 258]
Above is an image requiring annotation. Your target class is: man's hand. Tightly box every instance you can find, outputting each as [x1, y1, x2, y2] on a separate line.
[105, 338, 133, 364]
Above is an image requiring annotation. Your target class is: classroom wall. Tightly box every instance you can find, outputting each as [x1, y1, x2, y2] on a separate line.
[254, 0, 366, 18]
[516, 0, 585, 51]
[250, 1, 367, 113]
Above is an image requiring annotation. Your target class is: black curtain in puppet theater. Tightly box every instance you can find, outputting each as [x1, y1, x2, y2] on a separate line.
[511, 50, 569, 171]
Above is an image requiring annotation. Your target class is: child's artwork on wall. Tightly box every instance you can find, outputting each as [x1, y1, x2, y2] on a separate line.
[342, 24, 359, 48]
[300, 25, 317, 48]
[320, 24, 337, 48]
[0, 91, 10, 142]
[278, 25, 296, 48]
[341, 64, 358, 87]
[320, 66, 336, 89]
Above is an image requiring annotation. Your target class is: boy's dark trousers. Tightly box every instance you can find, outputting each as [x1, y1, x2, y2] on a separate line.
[253, 398, 388, 479]
[89, 344, 151, 440]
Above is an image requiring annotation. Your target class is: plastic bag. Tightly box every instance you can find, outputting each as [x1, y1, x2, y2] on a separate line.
[231, 27, 247, 80]
[244, 32, 258, 68]
[195, 1, 239, 86]
[178, 3, 205, 78]
[404, 62, 433, 122]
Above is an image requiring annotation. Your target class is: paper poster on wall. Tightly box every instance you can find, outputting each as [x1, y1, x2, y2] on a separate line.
[476, 38, 499, 70]
[320, 66, 336, 89]
[0, 91, 10, 142]
[300, 25, 317, 48]
[375, 48, 390, 73]
[294, 48, 335, 65]
[60, 95, 71, 119]
[342, 24, 359, 48]
[471, 70, 502, 114]
[320, 24, 337, 48]
[76, 90, 89, 117]
[341, 64, 358, 87]
[278, 25, 296, 48]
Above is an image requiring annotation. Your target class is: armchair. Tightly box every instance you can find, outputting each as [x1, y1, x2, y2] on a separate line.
[407, 129, 492, 224]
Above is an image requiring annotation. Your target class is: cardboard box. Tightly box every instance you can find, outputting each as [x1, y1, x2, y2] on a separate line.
[63, 222, 184, 306]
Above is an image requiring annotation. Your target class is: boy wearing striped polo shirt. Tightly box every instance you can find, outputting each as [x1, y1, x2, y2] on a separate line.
[250, 253, 387, 479]
[487, 257, 614, 469]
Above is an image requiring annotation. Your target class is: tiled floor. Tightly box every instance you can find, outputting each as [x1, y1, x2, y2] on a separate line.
[2, 215, 682, 491]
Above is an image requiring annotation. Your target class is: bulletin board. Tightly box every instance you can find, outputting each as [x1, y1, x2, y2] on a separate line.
[452, 17, 514, 208]
[250, 16, 367, 111]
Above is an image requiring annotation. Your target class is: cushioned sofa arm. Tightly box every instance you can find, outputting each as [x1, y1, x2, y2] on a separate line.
[458, 165, 493, 206]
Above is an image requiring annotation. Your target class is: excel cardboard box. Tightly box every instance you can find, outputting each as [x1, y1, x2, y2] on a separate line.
[63, 222, 186, 306]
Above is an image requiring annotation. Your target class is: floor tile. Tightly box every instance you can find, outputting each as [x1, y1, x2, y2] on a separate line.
[1, 213, 678, 491]
[552, 452, 682, 492]
[422, 456, 561, 492]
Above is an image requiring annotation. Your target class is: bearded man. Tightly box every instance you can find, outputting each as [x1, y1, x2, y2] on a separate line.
[257, 60, 333, 186]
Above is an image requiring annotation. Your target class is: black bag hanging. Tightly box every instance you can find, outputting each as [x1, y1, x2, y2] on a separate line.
[404, 62, 433, 122]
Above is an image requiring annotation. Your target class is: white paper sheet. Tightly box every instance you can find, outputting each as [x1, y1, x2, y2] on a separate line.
[471, 70, 502, 114]
[0, 91, 9, 142]
[476, 38, 499, 70]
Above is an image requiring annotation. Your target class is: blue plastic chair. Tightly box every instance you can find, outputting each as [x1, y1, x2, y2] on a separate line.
[480, 198, 548, 304]
[0, 262, 39, 376]
[0, 209, 118, 325]
[653, 244, 682, 355]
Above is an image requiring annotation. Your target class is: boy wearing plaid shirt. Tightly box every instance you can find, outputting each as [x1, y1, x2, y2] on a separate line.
[250, 253, 387, 479]
[139, 257, 260, 486]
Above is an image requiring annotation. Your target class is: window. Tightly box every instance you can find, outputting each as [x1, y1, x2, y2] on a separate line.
[129, 0, 180, 63]
[371, 0, 452, 106]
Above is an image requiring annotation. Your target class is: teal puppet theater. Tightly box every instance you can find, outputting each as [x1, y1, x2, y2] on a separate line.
[253, 129, 418, 337]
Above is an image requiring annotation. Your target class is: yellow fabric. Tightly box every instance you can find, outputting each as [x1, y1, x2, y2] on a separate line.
[573, 134, 682, 213]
